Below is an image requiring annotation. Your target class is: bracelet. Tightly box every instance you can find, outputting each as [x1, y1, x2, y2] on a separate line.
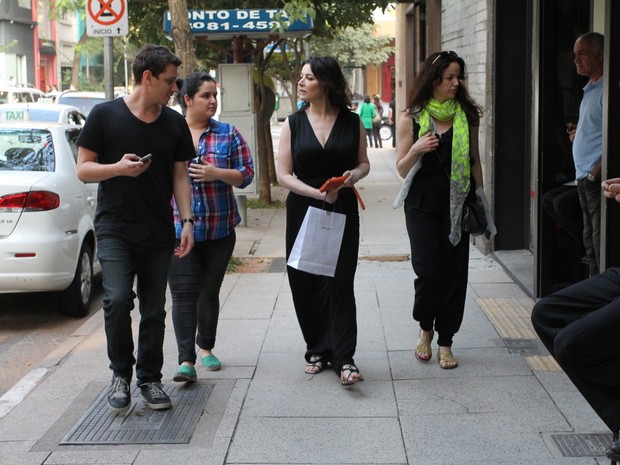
[181, 218, 194, 225]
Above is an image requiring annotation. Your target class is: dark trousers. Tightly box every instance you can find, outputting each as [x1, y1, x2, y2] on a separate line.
[286, 207, 360, 372]
[97, 236, 173, 386]
[577, 178, 601, 276]
[372, 123, 382, 148]
[168, 232, 235, 365]
[364, 127, 373, 147]
[542, 185, 583, 244]
[531, 267, 620, 433]
[404, 207, 470, 347]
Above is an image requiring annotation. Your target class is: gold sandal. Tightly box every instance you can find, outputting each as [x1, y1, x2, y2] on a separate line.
[414, 330, 434, 362]
[437, 349, 459, 369]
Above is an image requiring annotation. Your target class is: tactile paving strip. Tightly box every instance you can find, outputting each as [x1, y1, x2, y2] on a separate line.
[476, 297, 537, 339]
[476, 297, 561, 371]
[551, 432, 613, 457]
[61, 383, 213, 445]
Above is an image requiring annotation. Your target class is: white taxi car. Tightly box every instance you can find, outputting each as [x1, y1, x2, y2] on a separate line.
[0, 122, 99, 317]
[0, 102, 86, 126]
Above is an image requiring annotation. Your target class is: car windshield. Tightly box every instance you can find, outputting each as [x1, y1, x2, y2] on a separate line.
[58, 96, 106, 116]
[0, 129, 55, 172]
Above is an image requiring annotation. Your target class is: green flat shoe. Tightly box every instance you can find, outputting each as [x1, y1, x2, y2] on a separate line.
[201, 354, 221, 371]
[173, 364, 197, 382]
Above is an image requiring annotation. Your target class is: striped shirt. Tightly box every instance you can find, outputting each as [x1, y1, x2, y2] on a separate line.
[173, 119, 254, 241]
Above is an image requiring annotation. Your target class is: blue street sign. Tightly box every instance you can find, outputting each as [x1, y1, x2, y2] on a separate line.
[163, 9, 313, 39]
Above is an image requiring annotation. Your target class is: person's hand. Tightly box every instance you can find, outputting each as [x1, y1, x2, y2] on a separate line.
[189, 157, 218, 182]
[602, 178, 620, 203]
[175, 224, 195, 258]
[412, 131, 440, 155]
[342, 169, 362, 188]
[566, 122, 577, 143]
[120, 153, 151, 177]
[323, 189, 339, 204]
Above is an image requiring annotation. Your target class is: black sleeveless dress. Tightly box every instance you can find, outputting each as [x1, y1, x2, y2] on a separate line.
[284, 109, 362, 371]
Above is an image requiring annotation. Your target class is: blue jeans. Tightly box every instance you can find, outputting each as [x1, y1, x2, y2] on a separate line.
[168, 231, 235, 365]
[97, 236, 173, 386]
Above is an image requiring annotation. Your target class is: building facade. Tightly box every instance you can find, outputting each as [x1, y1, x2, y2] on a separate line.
[394, 0, 620, 298]
[0, 0, 78, 90]
[0, 0, 36, 86]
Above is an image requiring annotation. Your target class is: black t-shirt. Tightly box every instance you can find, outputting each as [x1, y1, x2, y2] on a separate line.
[77, 98, 195, 247]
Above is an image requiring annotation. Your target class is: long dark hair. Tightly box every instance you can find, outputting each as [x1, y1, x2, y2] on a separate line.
[297, 56, 352, 112]
[407, 51, 482, 125]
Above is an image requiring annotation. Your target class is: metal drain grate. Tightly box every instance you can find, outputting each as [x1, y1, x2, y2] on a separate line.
[503, 338, 544, 355]
[551, 433, 613, 457]
[61, 383, 213, 445]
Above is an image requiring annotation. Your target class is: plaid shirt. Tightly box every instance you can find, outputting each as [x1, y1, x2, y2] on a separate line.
[173, 119, 254, 241]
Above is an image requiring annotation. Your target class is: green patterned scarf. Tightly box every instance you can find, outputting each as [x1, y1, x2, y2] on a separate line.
[418, 98, 471, 245]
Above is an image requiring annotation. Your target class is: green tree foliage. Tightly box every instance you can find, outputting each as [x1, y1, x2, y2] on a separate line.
[51, 0, 394, 201]
[309, 23, 393, 68]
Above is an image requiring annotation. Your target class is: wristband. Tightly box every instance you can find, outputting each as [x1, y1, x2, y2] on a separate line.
[181, 218, 194, 225]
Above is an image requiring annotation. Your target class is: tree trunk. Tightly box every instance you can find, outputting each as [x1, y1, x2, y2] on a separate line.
[71, 31, 89, 90]
[167, 0, 196, 77]
[253, 51, 272, 204]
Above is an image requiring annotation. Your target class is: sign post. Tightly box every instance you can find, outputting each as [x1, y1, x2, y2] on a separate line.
[85, 0, 128, 100]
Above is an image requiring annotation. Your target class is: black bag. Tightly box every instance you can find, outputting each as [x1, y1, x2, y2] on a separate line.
[462, 199, 487, 236]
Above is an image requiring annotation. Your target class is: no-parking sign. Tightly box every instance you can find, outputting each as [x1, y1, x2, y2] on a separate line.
[86, 0, 128, 37]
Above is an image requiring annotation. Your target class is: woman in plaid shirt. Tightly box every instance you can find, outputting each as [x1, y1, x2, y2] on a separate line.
[169, 72, 254, 382]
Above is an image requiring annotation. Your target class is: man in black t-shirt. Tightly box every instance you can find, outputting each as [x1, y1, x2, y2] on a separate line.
[77, 44, 195, 414]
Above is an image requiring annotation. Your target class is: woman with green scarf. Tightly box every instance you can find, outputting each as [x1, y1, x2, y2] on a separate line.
[395, 51, 484, 369]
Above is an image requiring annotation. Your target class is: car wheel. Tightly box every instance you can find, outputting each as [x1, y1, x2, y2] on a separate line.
[380, 123, 392, 141]
[59, 243, 93, 318]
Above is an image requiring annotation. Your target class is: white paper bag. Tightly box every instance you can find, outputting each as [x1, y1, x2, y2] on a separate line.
[287, 206, 346, 277]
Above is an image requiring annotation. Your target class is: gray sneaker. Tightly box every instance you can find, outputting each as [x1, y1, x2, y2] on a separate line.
[107, 375, 131, 414]
[139, 382, 171, 410]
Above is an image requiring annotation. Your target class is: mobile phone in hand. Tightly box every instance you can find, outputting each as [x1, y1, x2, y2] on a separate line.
[139, 153, 153, 162]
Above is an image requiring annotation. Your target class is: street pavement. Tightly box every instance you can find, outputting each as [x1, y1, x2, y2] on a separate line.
[0, 133, 613, 464]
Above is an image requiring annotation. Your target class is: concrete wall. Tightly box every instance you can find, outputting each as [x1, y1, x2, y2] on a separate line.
[440, 0, 494, 252]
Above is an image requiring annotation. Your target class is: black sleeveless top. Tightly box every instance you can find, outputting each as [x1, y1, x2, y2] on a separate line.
[288, 109, 361, 214]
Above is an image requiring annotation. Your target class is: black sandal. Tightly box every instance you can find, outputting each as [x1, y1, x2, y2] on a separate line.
[304, 354, 324, 374]
[341, 364, 364, 386]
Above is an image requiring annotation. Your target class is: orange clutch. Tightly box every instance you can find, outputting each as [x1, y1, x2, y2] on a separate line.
[319, 175, 347, 192]
[319, 176, 366, 210]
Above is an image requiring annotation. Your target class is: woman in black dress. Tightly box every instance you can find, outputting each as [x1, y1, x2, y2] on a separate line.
[277, 56, 370, 386]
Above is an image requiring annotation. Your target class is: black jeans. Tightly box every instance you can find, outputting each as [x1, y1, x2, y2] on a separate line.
[97, 236, 173, 386]
[168, 232, 235, 365]
[531, 267, 620, 433]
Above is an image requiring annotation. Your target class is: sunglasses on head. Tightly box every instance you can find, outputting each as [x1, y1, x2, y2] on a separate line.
[431, 51, 459, 65]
